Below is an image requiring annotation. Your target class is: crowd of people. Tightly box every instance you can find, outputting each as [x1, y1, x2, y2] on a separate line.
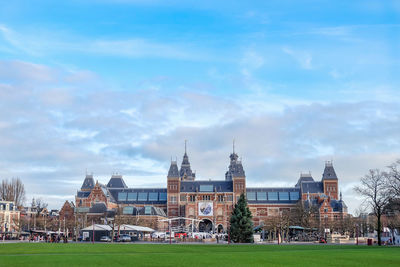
[28, 234, 69, 243]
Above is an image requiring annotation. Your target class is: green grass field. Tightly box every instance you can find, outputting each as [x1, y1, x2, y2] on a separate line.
[0, 243, 399, 267]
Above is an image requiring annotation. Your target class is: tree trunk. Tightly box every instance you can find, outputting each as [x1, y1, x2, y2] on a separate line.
[377, 213, 382, 246]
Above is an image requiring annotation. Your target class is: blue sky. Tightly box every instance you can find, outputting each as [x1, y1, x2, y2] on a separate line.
[0, 0, 400, 213]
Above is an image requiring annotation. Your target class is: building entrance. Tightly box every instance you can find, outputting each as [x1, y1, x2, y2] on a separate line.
[198, 219, 213, 233]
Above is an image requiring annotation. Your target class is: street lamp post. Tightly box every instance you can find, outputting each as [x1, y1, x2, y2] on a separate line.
[356, 224, 359, 245]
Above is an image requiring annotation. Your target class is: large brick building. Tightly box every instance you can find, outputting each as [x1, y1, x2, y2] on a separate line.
[75, 147, 347, 232]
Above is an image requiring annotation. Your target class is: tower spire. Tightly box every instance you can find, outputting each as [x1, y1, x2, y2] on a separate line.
[233, 138, 235, 154]
[185, 139, 187, 154]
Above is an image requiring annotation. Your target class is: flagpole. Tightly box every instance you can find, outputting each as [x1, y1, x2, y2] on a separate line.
[92, 220, 94, 244]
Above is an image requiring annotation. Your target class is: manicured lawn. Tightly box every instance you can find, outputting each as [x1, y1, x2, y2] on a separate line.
[0, 243, 399, 267]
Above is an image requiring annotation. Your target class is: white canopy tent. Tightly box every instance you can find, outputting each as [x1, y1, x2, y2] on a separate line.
[81, 224, 113, 231]
[114, 224, 155, 232]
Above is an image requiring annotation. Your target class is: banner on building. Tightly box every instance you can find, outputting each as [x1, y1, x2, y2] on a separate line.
[198, 202, 213, 216]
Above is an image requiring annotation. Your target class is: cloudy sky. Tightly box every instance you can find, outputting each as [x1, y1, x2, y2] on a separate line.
[0, 1, 399, 213]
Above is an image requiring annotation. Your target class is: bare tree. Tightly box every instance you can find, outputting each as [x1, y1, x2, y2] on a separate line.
[0, 178, 26, 206]
[34, 198, 48, 212]
[354, 169, 391, 246]
[387, 159, 400, 197]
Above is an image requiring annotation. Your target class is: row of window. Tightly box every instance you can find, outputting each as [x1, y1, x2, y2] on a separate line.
[199, 185, 213, 192]
[119, 191, 299, 202]
[118, 192, 167, 202]
[122, 206, 152, 215]
[180, 194, 233, 202]
[247, 191, 300, 201]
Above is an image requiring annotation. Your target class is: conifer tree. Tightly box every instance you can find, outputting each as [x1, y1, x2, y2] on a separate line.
[229, 193, 254, 243]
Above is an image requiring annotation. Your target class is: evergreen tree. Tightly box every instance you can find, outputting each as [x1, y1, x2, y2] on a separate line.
[229, 193, 254, 243]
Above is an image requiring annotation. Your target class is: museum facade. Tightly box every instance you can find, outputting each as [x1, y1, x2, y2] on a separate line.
[75, 147, 347, 232]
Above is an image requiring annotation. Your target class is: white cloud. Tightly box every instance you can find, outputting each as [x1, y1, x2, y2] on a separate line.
[0, 24, 212, 61]
[1, 59, 400, 214]
[282, 46, 313, 69]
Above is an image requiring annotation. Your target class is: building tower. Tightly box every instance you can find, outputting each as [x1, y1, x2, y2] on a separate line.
[179, 140, 195, 181]
[322, 161, 339, 200]
[225, 140, 246, 202]
[167, 159, 180, 218]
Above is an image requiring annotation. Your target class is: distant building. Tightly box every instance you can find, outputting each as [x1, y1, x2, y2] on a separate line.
[59, 201, 75, 221]
[0, 200, 20, 234]
[75, 144, 348, 232]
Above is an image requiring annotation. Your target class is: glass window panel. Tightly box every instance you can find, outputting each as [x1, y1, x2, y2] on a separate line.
[123, 206, 133, 215]
[247, 192, 256, 201]
[159, 192, 167, 201]
[148, 192, 158, 201]
[290, 191, 300, 200]
[138, 192, 148, 201]
[118, 192, 127, 201]
[145, 206, 152, 215]
[279, 192, 289, 200]
[268, 192, 278, 201]
[199, 185, 213, 192]
[256, 192, 267, 200]
[127, 192, 137, 201]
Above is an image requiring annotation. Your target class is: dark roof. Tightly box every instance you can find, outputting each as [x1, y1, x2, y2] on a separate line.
[180, 180, 233, 192]
[322, 162, 338, 180]
[167, 161, 179, 178]
[88, 203, 107, 213]
[81, 174, 95, 190]
[330, 199, 347, 212]
[295, 174, 315, 187]
[107, 175, 127, 188]
[300, 182, 324, 194]
[225, 152, 245, 180]
[77, 191, 90, 198]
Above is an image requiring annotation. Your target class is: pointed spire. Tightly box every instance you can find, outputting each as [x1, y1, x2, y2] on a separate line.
[185, 139, 187, 155]
[340, 191, 342, 201]
[233, 138, 235, 154]
[179, 140, 194, 180]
